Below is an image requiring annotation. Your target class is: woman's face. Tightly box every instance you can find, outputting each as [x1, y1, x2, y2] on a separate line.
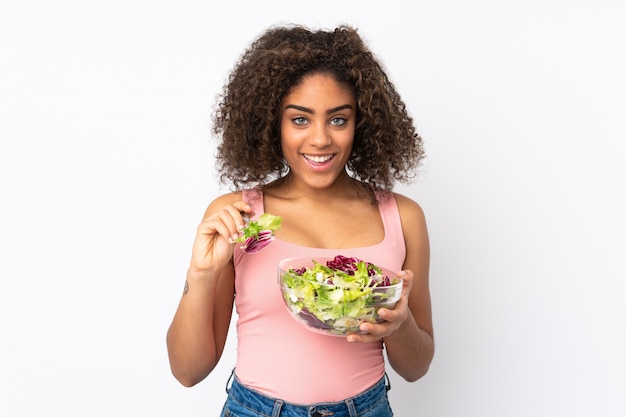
[280, 73, 356, 190]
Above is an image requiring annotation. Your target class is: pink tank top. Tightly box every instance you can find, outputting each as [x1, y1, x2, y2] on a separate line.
[233, 188, 406, 404]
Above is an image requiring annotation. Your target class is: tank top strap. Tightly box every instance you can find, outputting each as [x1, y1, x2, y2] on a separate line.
[242, 188, 265, 220]
[375, 191, 404, 245]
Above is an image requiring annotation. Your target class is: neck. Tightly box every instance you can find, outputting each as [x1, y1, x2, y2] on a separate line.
[267, 171, 369, 202]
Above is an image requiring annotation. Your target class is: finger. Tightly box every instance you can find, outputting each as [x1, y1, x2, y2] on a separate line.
[376, 307, 397, 322]
[209, 204, 250, 242]
[346, 330, 382, 343]
[220, 206, 247, 236]
[225, 201, 254, 233]
[396, 270, 413, 289]
[200, 206, 241, 239]
[364, 315, 399, 333]
[233, 201, 254, 225]
[196, 217, 233, 246]
[233, 200, 253, 216]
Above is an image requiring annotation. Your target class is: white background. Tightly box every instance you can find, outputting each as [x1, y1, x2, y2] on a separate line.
[1, 1, 625, 416]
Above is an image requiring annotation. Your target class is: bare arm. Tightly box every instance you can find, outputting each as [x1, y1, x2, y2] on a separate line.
[166, 193, 252, 386]
[347, 193, 434, 381]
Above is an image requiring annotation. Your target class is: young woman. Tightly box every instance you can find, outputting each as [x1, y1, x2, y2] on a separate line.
[167, 24, 434, 417]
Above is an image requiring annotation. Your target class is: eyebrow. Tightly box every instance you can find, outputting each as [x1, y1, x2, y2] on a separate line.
[284, 104, 353, 114]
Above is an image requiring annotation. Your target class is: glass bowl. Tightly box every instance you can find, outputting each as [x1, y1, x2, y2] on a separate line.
[277, 256, 402, 336]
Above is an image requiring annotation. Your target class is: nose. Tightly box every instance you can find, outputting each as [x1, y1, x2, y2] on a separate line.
[308, 123, 331, 147]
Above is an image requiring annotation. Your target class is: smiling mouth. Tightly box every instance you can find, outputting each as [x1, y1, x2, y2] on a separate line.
[303, 154, 334, 163]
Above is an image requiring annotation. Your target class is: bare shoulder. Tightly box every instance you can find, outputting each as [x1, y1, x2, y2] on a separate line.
[392, 192, 429, 255]
[392, 192, 427, 226]
[202, 191, 243, 218]
[392, 193, 430, 293]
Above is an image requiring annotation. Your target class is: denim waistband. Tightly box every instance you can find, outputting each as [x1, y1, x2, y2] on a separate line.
[225, 371, 391, 417]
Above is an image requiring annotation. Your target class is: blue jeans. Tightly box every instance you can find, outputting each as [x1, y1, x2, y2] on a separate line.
[219, 371, 393, 417]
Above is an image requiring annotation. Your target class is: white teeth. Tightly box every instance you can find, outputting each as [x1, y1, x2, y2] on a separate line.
[304, 154, 333, 163]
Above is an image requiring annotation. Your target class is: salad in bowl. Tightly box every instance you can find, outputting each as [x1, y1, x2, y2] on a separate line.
[278, 255, 402, 336]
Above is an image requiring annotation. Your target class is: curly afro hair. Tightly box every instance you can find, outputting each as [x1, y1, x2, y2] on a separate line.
[212, 24, 425, 191]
